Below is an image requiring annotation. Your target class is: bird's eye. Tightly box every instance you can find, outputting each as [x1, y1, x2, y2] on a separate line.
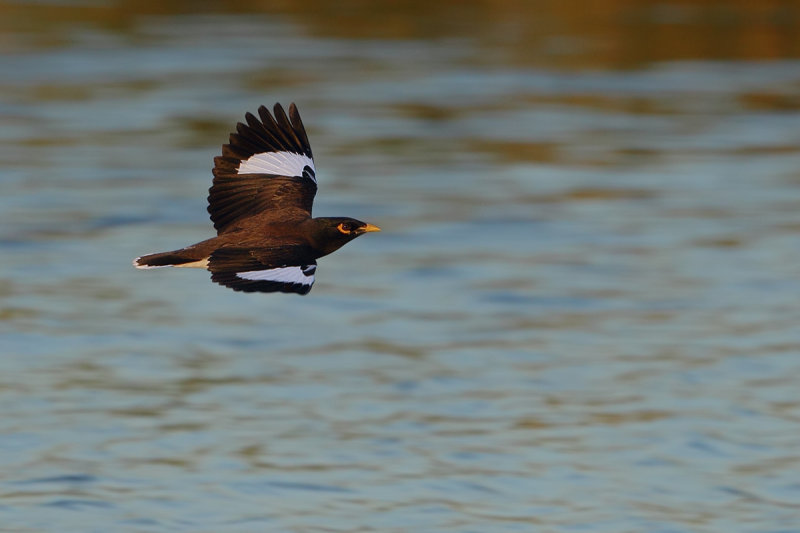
[337, 222, 353, 234]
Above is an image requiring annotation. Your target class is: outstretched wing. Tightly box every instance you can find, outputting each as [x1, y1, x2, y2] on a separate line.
[208, 245, 317, 295]
[209, 103, 317, 233]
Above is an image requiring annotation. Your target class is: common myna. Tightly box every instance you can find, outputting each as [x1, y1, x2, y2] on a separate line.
[134, 103, 380, 295]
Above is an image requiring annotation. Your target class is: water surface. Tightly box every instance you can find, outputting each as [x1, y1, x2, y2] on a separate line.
[2, 2, 800, 531]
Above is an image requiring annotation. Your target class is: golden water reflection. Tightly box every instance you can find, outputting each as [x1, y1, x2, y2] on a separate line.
[2, 0, 800, 68]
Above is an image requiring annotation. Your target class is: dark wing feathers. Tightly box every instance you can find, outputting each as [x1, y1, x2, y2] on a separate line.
[209, 246, 317, 295]
[289, 104, 312, 155]
[209, 176, 310, 220]
[208, 103, 316, 233]
[258, 106, 293, 153]
[273, 104, 306, 155]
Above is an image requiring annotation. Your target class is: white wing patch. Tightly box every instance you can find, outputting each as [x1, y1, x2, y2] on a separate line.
[236, 264, 316, 286]
[237, 151, 315, 182]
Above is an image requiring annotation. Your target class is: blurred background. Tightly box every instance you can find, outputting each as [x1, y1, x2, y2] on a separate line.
[2, 1, 800, 531]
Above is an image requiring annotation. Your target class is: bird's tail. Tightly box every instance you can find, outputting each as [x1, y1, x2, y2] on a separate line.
[133, 248, 209, 269]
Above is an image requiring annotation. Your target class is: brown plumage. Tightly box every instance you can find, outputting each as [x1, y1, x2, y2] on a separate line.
[134, 103, 380, 295]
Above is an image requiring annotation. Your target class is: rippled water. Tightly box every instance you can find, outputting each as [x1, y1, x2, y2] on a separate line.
[2, 2, 800, 531]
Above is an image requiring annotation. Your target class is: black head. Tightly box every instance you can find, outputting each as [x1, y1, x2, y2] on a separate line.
[311, 217, 381, 257]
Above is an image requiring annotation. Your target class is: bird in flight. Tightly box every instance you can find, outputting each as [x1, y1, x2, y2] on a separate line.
[133, 103, 380, 295]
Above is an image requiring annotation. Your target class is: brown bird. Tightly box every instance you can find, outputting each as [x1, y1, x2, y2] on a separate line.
[133, 103, 380, 295]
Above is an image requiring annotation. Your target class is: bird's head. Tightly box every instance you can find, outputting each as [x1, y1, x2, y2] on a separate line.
[311, 217, 381, 256]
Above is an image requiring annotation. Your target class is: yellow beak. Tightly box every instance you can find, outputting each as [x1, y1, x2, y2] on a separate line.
[361, 223, 381, 233]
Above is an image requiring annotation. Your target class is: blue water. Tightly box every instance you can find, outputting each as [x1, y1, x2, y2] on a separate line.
[2, 4, 800, 532]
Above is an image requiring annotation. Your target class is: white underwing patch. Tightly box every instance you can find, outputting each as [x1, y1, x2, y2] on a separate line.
[237, 151, 316, 182]
[236, 264, 316, 286]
